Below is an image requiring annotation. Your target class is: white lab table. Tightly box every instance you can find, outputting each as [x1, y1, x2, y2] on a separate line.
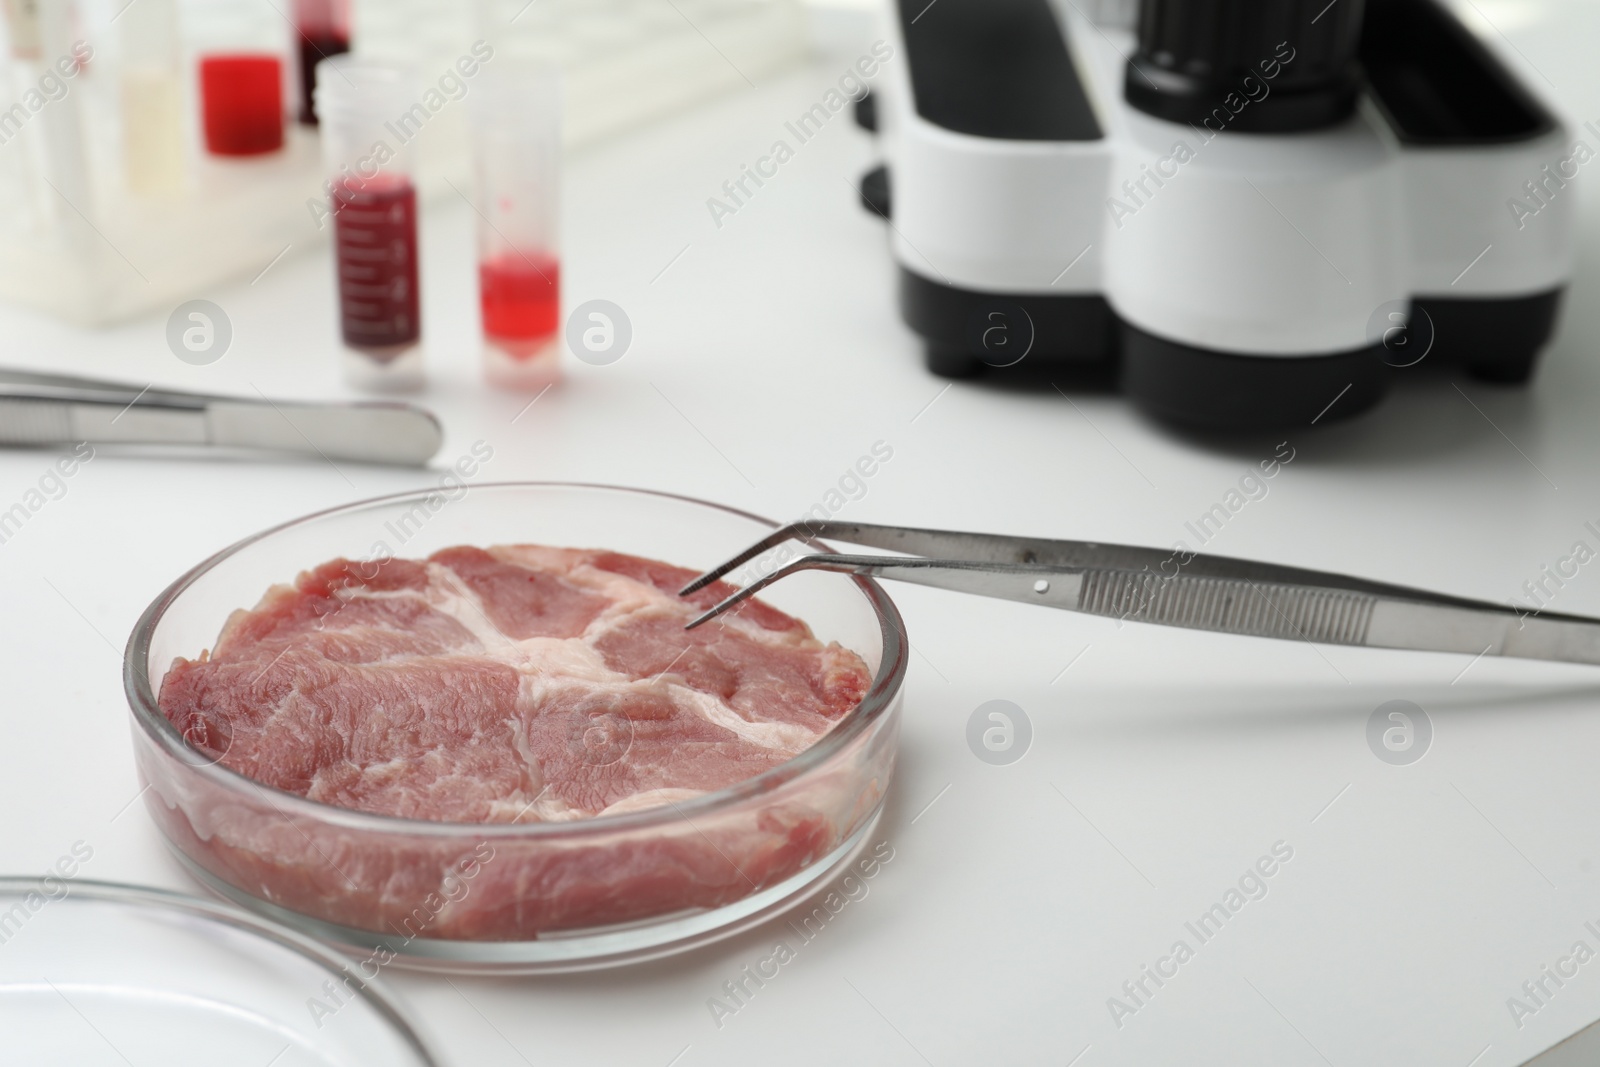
[5, 6, 1600, 1063]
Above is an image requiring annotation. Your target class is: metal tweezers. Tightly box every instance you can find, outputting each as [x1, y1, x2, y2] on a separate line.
[682, 520, 1600, 666]
[0, 368, 442, 466]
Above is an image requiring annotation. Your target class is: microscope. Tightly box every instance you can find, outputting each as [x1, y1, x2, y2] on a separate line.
[859, 0, 1578, 429]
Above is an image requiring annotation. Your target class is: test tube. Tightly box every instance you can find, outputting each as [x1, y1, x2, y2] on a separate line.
[292, 0, 349, 125]
[469, 65, 562, 390]
[195, 1, 287, 158]
[120, 0, 185, 194]
[315, 57, 423, 391]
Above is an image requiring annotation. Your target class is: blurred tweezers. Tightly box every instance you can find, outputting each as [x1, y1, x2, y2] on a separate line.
[0, 368, 442, 466]
[682, 520, 1600, 667]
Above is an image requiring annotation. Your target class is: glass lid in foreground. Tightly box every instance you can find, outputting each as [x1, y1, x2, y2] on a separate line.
[0, 877, 442, 1066]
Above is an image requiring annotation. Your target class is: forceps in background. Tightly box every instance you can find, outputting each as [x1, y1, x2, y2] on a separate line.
[0, 368, 442, 467]
[683, 520, 1600, 667]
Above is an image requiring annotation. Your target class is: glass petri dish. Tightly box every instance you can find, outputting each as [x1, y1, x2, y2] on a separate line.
[0, 878, 441, 1065]
[124, 483, 907, 972]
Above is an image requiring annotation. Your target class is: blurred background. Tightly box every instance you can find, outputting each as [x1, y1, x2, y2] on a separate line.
[0, 0, 872, 330]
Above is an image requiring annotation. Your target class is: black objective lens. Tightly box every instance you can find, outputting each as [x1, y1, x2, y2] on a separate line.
[1125, 0, 1367, 132]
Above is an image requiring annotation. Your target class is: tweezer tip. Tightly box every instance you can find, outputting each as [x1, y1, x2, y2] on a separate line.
[683, 603, 726, 630]
[681, 524, 807, 600]
[684, 586, 756, 629]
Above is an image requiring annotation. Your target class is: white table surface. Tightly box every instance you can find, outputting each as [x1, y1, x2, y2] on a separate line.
[7, 6, 1600, 1064]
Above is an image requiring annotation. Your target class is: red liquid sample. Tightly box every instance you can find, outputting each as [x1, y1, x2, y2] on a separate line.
[480, 254, 561, 356]
[199, 54, 284, 156]
[332, 177, 422, 356]
[296, 31, 349, 125]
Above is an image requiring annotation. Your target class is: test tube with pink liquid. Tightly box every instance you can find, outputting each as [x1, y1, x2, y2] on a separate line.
[470, 65, 562, 390]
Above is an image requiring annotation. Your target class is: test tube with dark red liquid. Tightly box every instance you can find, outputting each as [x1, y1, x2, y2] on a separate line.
[315, 58, 424, 390]
[292, 0, 349, 125]
[470, 66, 562, 390]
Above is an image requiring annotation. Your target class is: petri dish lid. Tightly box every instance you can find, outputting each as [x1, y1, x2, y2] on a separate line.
[0, 877, 443, 1066]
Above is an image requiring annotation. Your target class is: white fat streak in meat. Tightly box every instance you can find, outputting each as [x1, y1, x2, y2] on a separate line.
[660, 683, 817, 752]
[488, 792, 588, 823]
[318, 549, 836, 819]
[417, 562, 524, 656]
[491, 545, 805, 647]
[600, 787, 706, 816]
[506, 716, 546, 799]
[425, 554, 826, 754]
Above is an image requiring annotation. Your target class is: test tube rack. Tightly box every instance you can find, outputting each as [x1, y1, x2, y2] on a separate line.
[0, 0, 806, 327]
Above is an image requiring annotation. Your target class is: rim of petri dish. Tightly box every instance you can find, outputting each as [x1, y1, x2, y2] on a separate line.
[0, 876, 443, 1064]
[123, 482, 909, 841]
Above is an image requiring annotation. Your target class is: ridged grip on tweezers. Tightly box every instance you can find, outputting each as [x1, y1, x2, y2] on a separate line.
[0, 398, 73, 445]
[1077, 570, 1377, 645]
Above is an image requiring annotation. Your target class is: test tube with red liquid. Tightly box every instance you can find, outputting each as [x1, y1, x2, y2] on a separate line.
[315, 58, 424, 390]
[470, 66, 562, 390]
[199, 55, 284, 156]
[194, 1, 288, 157]
[292, 0, 349, 125]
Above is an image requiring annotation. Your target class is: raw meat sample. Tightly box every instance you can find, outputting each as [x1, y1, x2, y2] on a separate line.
[159, 546, 871, 823]
[147, 545, 888, 940]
